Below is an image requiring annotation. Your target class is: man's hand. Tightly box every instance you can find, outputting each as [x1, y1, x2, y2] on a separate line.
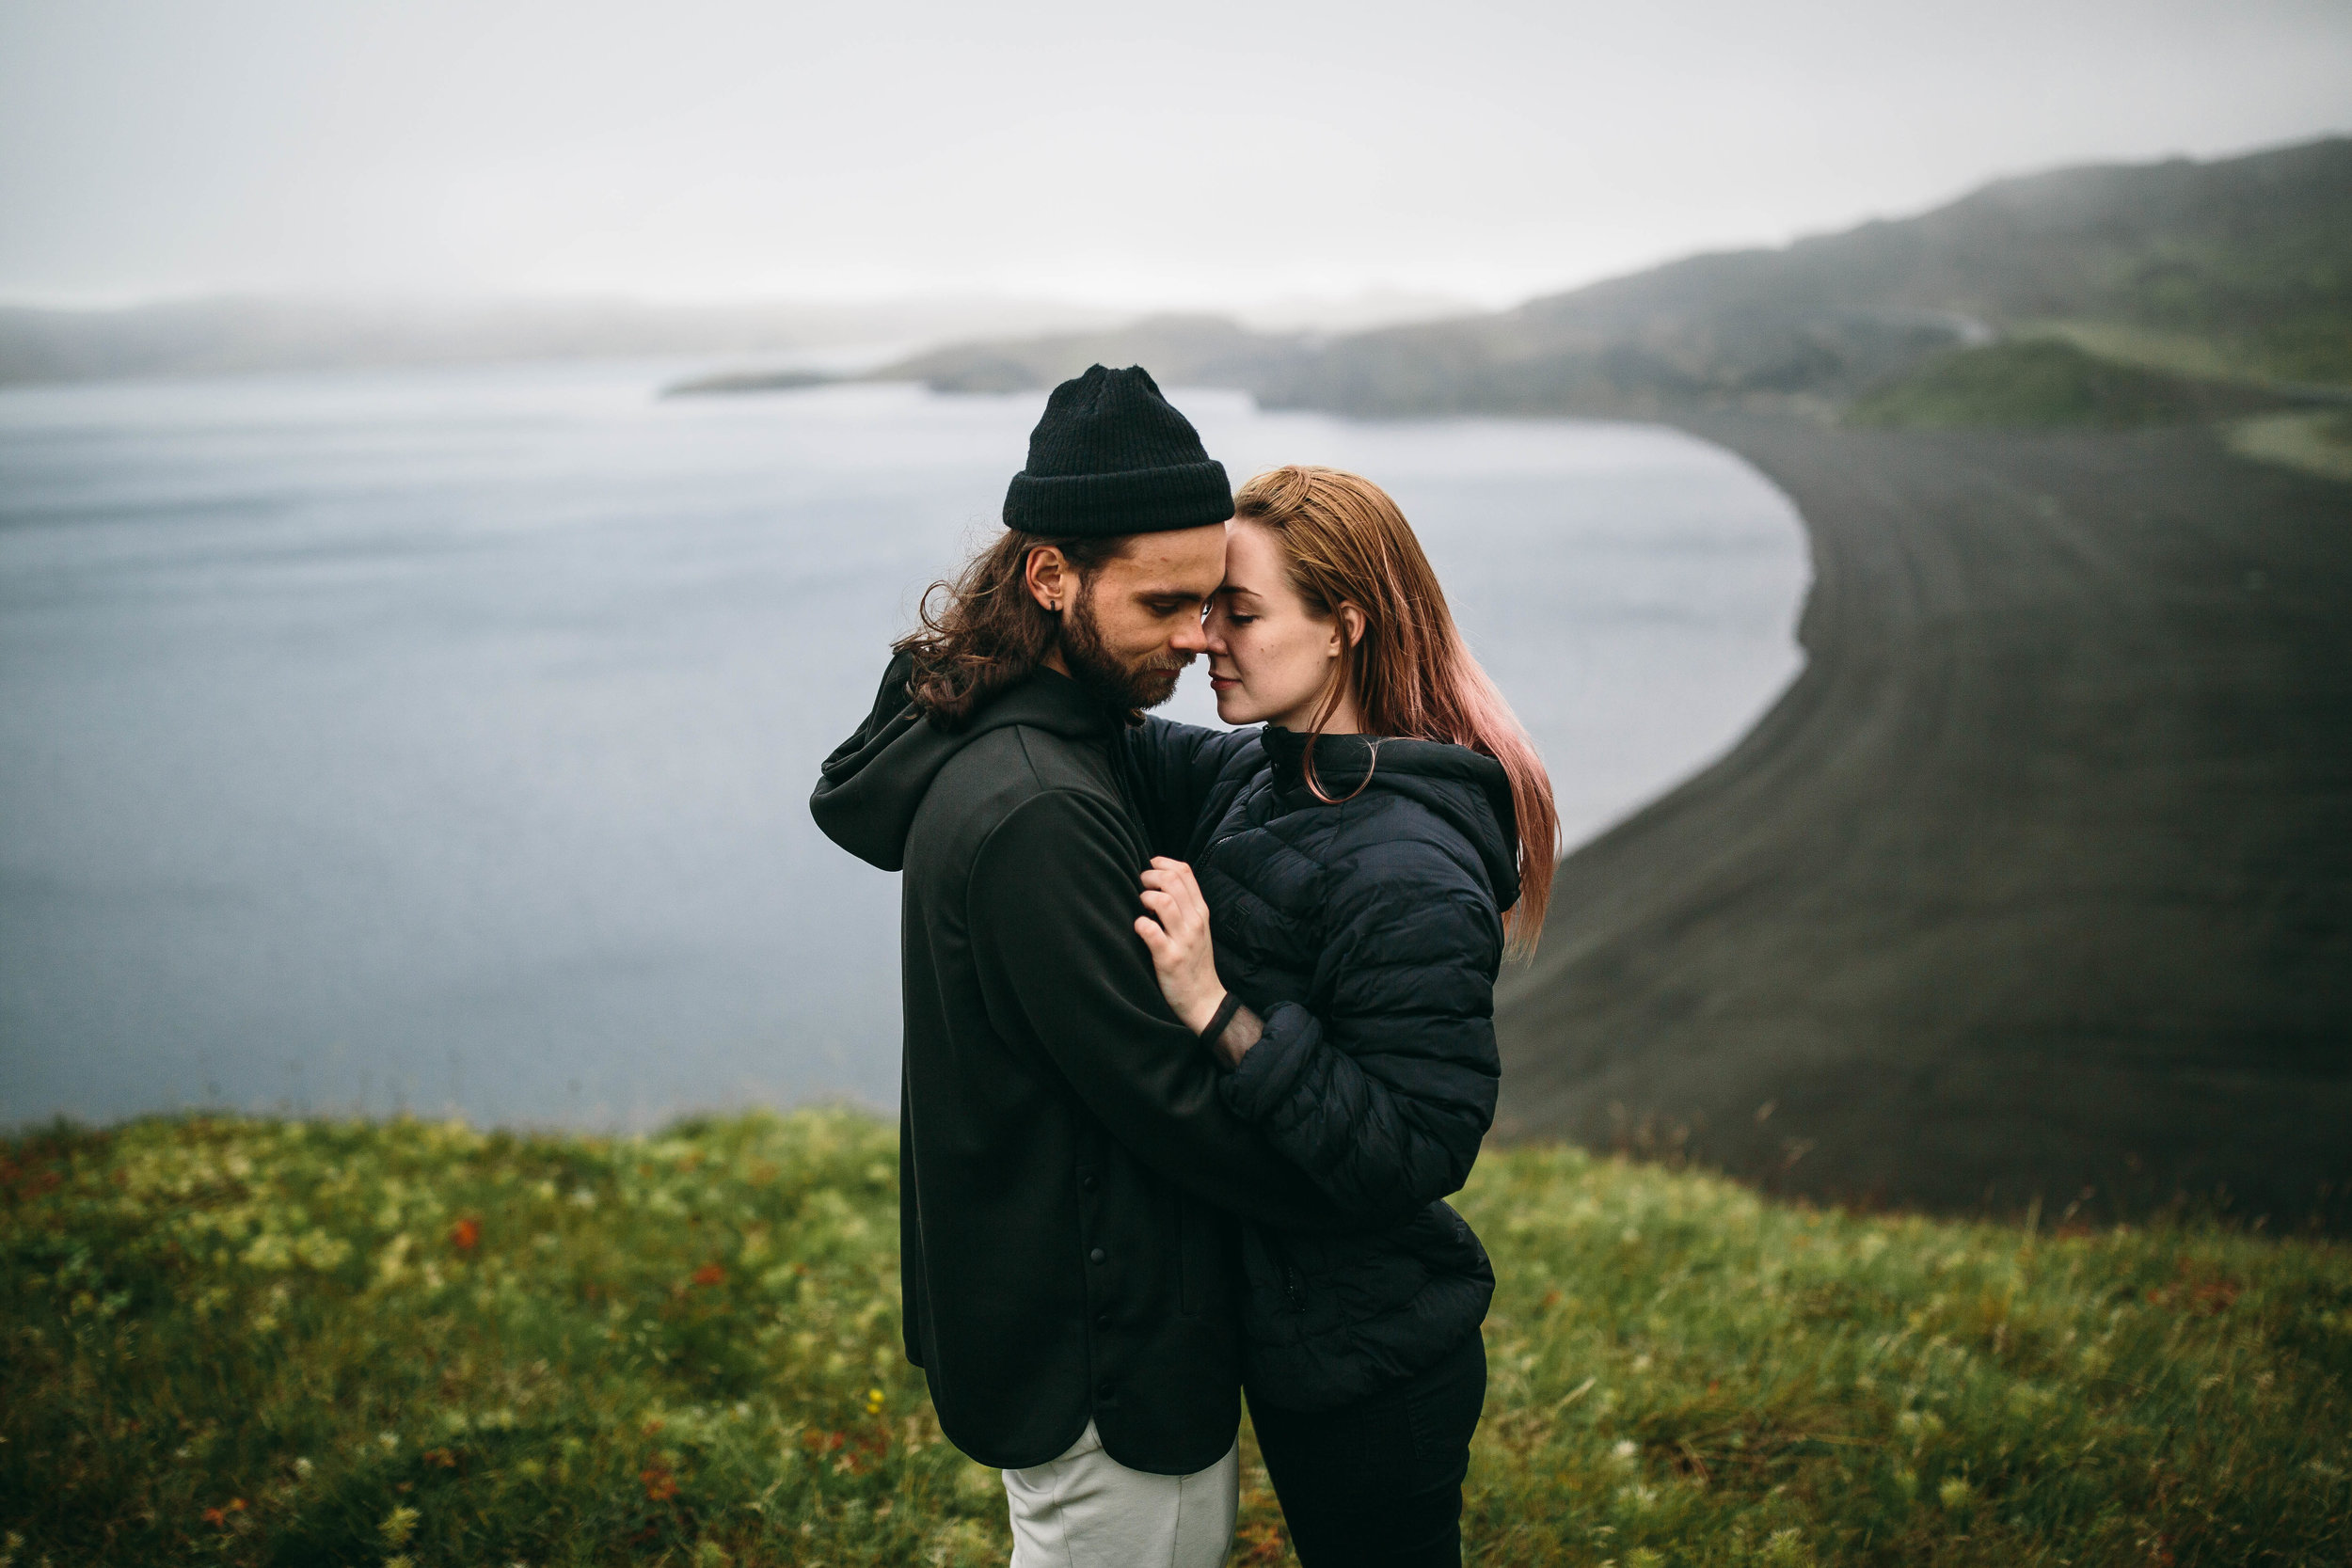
[1135, 857, 1225, 1035]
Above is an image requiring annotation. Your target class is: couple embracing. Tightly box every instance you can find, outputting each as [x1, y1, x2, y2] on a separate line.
[811, 365, 1557, 1567]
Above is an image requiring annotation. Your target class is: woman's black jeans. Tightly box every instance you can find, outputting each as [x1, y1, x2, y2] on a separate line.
[1248, 1331, 1487, 1567]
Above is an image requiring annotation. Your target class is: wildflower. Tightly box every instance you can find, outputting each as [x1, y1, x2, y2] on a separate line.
[379, 1505, 420, 1548]
[1612, 1439, 1638, 1462]
[450, 1216, 482, 1253]
[642, 1464, 680, 1502]
[865, 1387, 886, 1416]
[1939, 1476, 1976, 1512]
[691, 1262, 726, 1288]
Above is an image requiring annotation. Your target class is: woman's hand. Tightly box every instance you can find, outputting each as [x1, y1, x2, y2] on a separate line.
[1135, 856, 1225, 1035]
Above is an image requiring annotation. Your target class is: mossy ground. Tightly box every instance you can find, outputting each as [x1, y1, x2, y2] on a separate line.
[1844, 341, 2287, 431]
[4, 1111, 2346, 1566]
[2226, 410, 2352, 483]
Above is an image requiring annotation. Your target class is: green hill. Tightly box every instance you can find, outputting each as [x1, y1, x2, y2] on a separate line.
[1845, 340, 2293, 429]
[848, 136, 2352, 424]
[7, 1111, 2348, 1566]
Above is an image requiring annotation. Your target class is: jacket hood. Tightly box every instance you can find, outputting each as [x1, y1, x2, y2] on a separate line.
[1260, 727, 1523, 911]
[810, 655, 1121, 871]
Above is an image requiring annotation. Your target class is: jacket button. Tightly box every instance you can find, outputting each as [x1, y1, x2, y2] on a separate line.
[1095, 1312, 1110, 1329]
[1089, 1247, 1105, 1264]
[1081, 1175, 1099, 1193]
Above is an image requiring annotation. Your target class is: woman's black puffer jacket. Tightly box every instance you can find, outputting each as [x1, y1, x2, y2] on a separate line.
[1121, 718, 1518, 1413]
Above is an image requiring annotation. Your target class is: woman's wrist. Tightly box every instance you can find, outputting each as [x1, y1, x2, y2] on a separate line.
[1175, 987, 1224, 1036]
[1197, 992, 1244, 1046]
[1205, 998, 1263, 1069]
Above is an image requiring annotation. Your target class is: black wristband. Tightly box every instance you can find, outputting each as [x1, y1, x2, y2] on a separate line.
[1199, 991, 1244, 1046]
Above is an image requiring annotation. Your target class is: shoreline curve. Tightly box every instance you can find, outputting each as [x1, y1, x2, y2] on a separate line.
[1494, 418, 2352, 1227]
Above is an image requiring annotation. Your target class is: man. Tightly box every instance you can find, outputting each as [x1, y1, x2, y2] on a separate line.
[810, 365, 1318, 1567]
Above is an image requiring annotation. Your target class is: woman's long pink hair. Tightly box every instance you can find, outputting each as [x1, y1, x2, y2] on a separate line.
[1232, 466, 1560, 954]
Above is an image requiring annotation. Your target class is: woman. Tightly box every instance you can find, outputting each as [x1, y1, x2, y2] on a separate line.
[1120, 466, 1558, 1567]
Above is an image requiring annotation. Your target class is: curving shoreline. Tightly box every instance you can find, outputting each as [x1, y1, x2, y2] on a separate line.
[1494, 420, 2352, 1226]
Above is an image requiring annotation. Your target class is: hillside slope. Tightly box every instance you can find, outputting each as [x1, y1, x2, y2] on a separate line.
[8, 1111, 2348, 1566]
[847, 135, 2352, 420]
[1492, 420, 2352, 1224]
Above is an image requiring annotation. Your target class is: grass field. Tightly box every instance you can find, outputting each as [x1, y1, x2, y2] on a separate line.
[1842, 341, 2286, 432]
[5, 1111, 2347, 1566]
[2226, 411, 2352, 483]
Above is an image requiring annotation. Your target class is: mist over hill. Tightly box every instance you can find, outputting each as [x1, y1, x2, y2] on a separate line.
[0, 288, 1480, 389]
[845, 135, 2352, 421]
[0, 294, 1141, 386]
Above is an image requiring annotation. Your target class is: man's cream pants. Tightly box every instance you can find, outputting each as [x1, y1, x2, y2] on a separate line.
[1002, 1419, 1238, 1568]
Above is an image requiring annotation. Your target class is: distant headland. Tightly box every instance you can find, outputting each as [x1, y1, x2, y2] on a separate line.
[668, 135, 2352, 479]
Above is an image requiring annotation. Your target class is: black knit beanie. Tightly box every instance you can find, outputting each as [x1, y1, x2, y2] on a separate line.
[1002, 365, 1233, 536]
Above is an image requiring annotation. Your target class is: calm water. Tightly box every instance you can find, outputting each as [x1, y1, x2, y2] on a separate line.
[0, 360, 1808, 1128]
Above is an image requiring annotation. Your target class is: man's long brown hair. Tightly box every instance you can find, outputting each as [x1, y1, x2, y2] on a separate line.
[1233, 466, 1560, 953]
[894, 530, 1126, 728]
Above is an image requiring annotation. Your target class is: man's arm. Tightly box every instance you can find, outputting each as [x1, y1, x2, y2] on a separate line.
[967, 788, 1349, 1233]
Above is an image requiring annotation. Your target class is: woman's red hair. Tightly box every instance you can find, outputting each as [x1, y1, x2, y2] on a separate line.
[1232, 466, 1559, 954]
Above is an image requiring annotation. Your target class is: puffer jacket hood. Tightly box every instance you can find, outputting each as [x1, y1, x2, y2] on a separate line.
[810, 653, 1120, 872]
[1256, 727, 1522, 916]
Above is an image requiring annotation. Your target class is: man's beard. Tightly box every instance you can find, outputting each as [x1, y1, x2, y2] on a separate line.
[1059, 583, 1191, 712]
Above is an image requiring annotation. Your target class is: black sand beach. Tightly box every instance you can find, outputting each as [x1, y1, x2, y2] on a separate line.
[1493, 420, 2352, 1226]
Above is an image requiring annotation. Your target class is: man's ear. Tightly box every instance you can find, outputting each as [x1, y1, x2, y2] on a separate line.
[1025, 545, 1071, 612]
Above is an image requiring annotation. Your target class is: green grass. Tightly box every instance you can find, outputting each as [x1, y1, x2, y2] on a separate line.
[5, 1112, 2348, 1566]
[2017, 322, 2294, 389]
[1845, 340, 2286, 431]
[2226, 410, 2352, 483]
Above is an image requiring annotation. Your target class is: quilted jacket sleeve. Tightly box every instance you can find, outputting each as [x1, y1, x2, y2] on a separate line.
[1120, 717, 1261, 858]
[1216, 821, 1503, 1226]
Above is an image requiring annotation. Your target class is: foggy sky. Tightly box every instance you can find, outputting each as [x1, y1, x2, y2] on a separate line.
[3, 0, 2347, 312]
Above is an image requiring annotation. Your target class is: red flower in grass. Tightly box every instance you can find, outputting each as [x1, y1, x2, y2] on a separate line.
[691, 1262, 726, 1288]
[450, 1216, 481, 1253]
[641, 1464, 680, 1502]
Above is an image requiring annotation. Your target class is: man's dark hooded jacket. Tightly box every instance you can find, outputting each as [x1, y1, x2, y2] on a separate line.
[809, 655, 1344, 1474]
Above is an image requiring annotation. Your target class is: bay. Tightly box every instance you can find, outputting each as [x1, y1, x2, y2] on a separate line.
[0, 360, 1807, 1127]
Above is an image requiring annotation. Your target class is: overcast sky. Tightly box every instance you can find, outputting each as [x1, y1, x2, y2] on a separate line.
[3, 0, 2347, 312]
